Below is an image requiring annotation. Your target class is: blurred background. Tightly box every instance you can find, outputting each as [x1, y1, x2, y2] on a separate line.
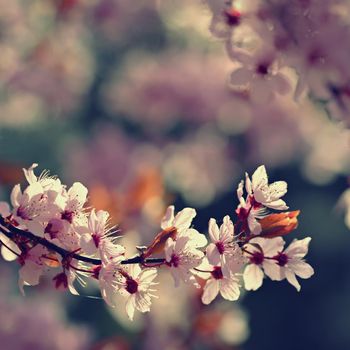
[0, 1, 349, 349]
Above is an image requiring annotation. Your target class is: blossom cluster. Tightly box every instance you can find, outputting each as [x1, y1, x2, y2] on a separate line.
[0, 164, 313, 320]
[204, 0, 350, 125]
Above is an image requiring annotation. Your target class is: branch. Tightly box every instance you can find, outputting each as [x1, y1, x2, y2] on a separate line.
[0, 215, 165, 266]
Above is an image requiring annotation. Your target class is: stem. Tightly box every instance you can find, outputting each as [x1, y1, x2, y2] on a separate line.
[0, 215, 165, 266]
[194, 267, 212, 273]
[241, 247, 253, 256]
[141, 261, 165, 268]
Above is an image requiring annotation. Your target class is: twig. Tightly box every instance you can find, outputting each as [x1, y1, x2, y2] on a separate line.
[0, 215, 165, 266]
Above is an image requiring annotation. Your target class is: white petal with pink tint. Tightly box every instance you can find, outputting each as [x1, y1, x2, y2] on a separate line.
[243, 264, 264, 291]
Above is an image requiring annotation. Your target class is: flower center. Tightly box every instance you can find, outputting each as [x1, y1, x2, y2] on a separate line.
[250, 251, 264, 265]
[224, 8, 241, 27]
[211, 266, 224, 280]
[275, 253, 289, 266]
[61, 210, 74, 223]
[17, 206, 30, 220]
[170, 254, 180, 268]
[126, 278, 138, 294]
[256, 63, 269, 76]
[92, 265, 101, 279]
[215, 241, 225, 255]
[45, 220, 63, 239]
[92, 233, 100, 248]
[249, 195, 262, 209]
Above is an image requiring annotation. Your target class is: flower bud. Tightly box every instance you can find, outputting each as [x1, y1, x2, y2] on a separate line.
[258, 210, 300, 238]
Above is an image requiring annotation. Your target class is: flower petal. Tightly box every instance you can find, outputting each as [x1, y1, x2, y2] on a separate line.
[285, 237, 311, 258]
[289, 261, 314, 279]
[202, 279, 219, 305]
[161, 205, 175, 229]
[285, 269, 301, 291]
[174, 208, 196, 231]
[243, 264, 264, 291]
[206, 243, 221, 266]
[263, 260, 283, 281]
[230, 67, 252, 86]
[220, 278, 240, 301]
[252, 165, 268, 191]
[208, 218, 220, 242]
[125, 295, 136, 320]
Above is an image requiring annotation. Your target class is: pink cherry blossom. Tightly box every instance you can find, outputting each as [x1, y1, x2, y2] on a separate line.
[0, 162, 314, 319]
[202, 265, 241, 305]
[161, 205, 207, 248]
[196, 258, 242, 305]
[165, 236, 203, 287]
[230, 49, 291, 104]
[247, 165, 288, 210]
[206, 216, 245, 276]
[56, 182, 88, 224]
[18, 245, 50, 294]
[243, 237, 285, 291]
[80, 209, 113, 255]
[98, 251, 125, 307]
[117, 264, 158, 321]
[274, 237, 314, 291]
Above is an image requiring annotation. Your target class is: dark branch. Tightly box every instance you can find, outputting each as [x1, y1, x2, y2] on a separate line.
[0, 215, 165, 266]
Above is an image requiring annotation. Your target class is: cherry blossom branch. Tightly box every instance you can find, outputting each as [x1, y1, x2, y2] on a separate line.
[0, 163, 313, 320]
[0, 215, 165, 266]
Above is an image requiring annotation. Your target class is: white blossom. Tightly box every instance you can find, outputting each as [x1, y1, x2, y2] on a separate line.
[206, 216, 245, 276]
[18, 245, 49, 294]
[248, 165, 288, 210]
[197, 259, 241, 305]
[161, 205, 207, 248]
[56, 182, 88, 224]
[243, 237, 285, 291]
[80, 209, 112, 255]
[0, 162, 314, 320]
[275, 237, 314, 291]
[117, 264, 158, 321]
[99, 251, 125, 307]
[165, 236, 203, 287]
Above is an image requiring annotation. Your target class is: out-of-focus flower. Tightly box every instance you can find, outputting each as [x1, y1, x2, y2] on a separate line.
[0, 295, 90, 350]
[162, 127, 235, 206]
[102, 51, 237, 129]
[216, 306, 250, 345]
[204, 0, 350, 126]
[301, 112, 350, 184]
[230, 49, 291, 104]
[338, 188, 350, 229]
[0, 0, 94, 124]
